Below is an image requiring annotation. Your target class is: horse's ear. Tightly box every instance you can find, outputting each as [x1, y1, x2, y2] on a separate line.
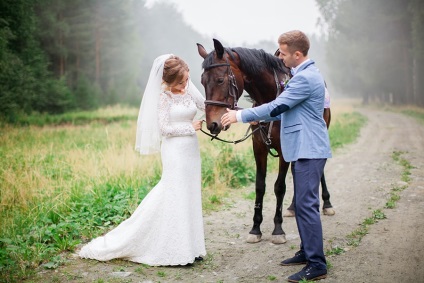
[197, 43, 208, 59]
[213, 38, 224, 59]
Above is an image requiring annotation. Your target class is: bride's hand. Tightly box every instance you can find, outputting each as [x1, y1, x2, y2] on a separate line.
[192, 120, 203, 131]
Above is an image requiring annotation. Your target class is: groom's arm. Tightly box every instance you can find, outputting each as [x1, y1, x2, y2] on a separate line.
[222, 100, 287, 126]
[241, 100, 290, 121]
[221, 75, 309, 126]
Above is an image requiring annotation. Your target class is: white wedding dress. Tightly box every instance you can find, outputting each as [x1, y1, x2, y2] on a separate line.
[79, 89, 206, 266]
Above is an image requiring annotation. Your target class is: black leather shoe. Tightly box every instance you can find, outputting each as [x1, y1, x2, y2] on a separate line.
[195, 256, 203, 261]
[287, 264, 327, 282]
[280, 251, 307, 266]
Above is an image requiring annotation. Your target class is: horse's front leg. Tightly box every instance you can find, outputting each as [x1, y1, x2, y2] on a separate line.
[271, 156, 290, 244]
[321, 173, 335, 215]
[247, 141, 268, 243]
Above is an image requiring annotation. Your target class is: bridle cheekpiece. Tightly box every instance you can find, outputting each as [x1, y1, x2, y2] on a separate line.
[203, 59, 242, 110]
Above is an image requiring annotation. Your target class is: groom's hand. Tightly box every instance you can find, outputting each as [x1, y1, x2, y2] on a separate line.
[221, 108, 238, 127]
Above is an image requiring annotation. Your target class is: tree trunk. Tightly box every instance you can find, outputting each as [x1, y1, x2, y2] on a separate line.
[95, 26, 101, 84]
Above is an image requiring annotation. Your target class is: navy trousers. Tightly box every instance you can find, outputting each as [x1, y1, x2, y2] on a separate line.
[291, 158, 327, 270]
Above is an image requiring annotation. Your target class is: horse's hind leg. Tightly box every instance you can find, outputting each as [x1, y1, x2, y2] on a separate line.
[284, 171, 335, 217]
[272, 158, 289, 244]
[283, 162, 296, 217]
[284, 197, 296, 217]
[321, 173, 335, 216]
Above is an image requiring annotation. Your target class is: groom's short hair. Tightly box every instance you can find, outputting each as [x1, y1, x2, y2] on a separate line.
[278, 30, 310, 56]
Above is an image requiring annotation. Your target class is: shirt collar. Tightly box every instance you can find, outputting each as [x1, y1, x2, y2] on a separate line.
[291, 59, 311, 75]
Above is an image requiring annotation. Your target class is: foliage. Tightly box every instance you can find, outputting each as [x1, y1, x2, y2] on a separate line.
[316, 0, 424, 106]
[392, 150, 414, 183]
[325, 246, 344, 256]
[0, 176, 152, 282]
[323, 150, 412, 262]
[0, 104, 137, 127]
[0, 0, 73, 121]
[328, 112, 367, 150]
[401, 109, 424, 124]
[0, 0, 209, 121]
[201, 142, 256, 189]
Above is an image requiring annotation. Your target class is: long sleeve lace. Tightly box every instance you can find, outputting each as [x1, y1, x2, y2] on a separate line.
[188, 83, 205, 111]
[158, 93, 195, 137]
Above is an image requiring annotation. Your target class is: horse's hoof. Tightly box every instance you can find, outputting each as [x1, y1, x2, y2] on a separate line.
[283, 209, 295, 217]
[323, 207, 335, 216]
[271, 234, 287, 244]
[246, 234, 262, 243]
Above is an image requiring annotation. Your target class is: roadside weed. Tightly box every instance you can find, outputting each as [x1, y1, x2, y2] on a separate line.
[267, 275, 277, 280]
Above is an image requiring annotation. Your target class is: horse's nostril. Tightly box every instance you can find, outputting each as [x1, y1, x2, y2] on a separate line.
[207, 122, 217, 131]
[208, 122, 221, 134]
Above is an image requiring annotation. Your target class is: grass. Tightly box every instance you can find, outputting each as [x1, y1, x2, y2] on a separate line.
[401, 109, 424, 124]
[328, 112, 367, 150]
[379, 105, 424, 125]
[325, 150, 412, 261]
[0, 105, 138, 127]
[0, 105, 367, 282]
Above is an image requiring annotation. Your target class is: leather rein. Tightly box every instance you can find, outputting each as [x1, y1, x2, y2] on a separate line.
[200, 59, 281, 157]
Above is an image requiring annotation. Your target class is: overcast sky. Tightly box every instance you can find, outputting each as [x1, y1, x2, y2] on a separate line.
[145, 0, 324, 46]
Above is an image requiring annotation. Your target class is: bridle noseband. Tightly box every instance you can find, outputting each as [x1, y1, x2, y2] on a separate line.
[203, 60, 242, 110]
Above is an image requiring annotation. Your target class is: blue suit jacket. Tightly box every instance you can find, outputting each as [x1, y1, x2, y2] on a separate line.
[240, 60, 332, 162]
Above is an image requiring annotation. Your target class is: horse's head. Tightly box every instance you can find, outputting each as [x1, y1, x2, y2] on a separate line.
[197, 39, 244, 135]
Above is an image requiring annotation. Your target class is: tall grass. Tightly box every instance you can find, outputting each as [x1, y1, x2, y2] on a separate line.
[0, 105, 138, 127]
[0, 105, 366, 282]
[329, 112, 367, 150]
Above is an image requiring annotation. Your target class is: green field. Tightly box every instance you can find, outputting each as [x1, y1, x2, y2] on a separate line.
[0, 106, 367, 282]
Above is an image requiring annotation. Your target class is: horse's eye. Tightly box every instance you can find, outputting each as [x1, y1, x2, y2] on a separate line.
[217, 78, 224, 84]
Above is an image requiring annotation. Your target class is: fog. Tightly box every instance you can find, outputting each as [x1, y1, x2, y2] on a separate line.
[136, 0, 423, 106]
[144, 0, 324, 46]
[136, 0, 327, 104]
[2, 0, 421, 118]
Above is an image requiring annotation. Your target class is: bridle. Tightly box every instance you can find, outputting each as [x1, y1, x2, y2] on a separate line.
[200, 59, 281, 157]
[203, 59, 242, 110]
[200, 57, 282, 157]
[201, 57, 252, 144]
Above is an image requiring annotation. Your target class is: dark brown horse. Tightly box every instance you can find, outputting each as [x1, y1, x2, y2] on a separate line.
[197, 39, 334, 244]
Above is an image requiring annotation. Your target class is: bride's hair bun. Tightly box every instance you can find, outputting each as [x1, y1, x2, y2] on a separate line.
[163, 56, 189, 86]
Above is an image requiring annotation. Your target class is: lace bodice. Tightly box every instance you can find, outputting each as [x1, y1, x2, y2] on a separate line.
[158, 90, 205, 137]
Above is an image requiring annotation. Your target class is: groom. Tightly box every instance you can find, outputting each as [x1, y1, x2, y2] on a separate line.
[221, 30, 331, 282]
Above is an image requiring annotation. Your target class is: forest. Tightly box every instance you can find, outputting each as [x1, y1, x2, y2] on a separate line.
[1, 0, 423, 122]
[316, 0, 424, 105]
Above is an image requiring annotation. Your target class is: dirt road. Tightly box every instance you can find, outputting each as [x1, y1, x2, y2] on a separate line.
[34, 107, 424, 283]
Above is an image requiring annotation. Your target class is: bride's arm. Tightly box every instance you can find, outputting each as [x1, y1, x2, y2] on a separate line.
[188, 82, 205, 111]
[158, 93, 195, 137]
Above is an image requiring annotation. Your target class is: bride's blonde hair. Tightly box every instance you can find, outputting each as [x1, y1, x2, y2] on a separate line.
[162, 56, 189, 86]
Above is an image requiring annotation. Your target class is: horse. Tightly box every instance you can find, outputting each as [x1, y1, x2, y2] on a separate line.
[197, 39, 334, 244]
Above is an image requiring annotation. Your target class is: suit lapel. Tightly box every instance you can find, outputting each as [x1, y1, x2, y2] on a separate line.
[296, 60, 314, 74]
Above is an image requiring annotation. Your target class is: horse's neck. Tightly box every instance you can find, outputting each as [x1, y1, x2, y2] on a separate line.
[244, 71, 281, 106]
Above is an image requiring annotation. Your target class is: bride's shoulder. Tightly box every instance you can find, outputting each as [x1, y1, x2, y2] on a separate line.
[160, 91, 173, 97]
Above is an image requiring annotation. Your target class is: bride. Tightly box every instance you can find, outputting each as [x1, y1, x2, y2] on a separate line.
[79, 54, 206, 266]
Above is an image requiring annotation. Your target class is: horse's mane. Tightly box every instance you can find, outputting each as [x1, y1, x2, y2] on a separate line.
[202, 47, 289, 77]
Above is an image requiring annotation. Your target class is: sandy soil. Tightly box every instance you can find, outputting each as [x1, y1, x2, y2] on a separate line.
[32, 107, 424, 283]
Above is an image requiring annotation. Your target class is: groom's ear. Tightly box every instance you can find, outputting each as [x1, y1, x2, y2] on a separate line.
[197, 43, 208, 59]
